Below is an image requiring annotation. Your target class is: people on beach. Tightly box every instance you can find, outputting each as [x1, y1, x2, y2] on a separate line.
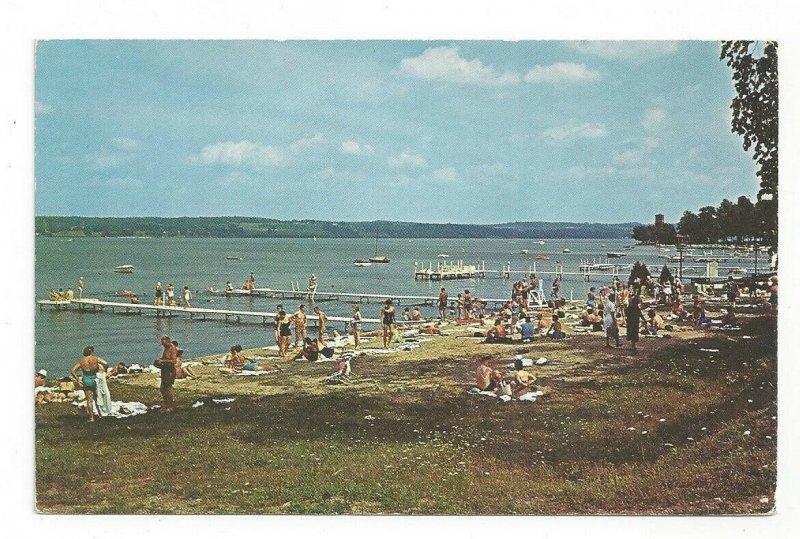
[70, 346, 107, 422]
[484, 318, 510, 343]
[411, 306, 423, 321]
[155, 336, 178, 412]
[625, 297, 644, 351]
[401, 307, 411, 321]
[313, 305, 328, 343]
[172, 341, 196, 379]
[602, 291, 622, 347]
[273, 304, 283, 346]
[546, 315, 565, 340]
[475, 357, 500, 392]
[380, 300, 396, 348]
[511, 365, 536, 397]
[293, 304, 307, 349]
[351, 304, 362, 349]
[520, 316, 535, 343]
[438, 287, 448, 321]
[222, 345, 246, 373]
[154, 282, 164, 306]
[290, 337, 320, 362]
[278, 311, 292, 358]
[35, 369, 47, 388]
[646, 309, 665, 335]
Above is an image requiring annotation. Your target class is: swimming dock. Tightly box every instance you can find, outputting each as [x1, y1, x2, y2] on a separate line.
[36, 298, 381, 329]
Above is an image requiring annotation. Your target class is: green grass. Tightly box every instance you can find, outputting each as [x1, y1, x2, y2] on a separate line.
[35, 315, 777, 514]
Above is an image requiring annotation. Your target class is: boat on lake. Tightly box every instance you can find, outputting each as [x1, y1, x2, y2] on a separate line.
[226, 256, 242, 260]
[562, 248, 571, 253]
[113, 265, 134, 273]
[606, 252, 626, 258]
[437, 253, 450, 258]
[519, 249, 529, 255]
[534, 254, 550, 260]
[353, 259, 372, 267]
[368, 235, 390, 263]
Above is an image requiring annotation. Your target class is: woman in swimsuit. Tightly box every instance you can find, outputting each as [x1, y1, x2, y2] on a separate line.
[277, 311, 293, 358]
[380, 299, 396, 348]
[70, 346, 107, 423]
[351, 304, 362, 349]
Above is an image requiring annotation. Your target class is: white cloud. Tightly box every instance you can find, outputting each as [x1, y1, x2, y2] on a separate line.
[84, 152, 128, 170]
[197, 141, 286, 166]
[642, 108, 667, 130]
[340, 140, 374, 155]
[431, 167, 457, 183]
[566, 165, 616, 179]
[388, 150, 428, 168]
[476, 162, 512, 176]
[400, 46, 520, 87]
[35, 101, 52, 114]
[524, 63, 600, 83]
[568, 41, 679, 61]
[290, 133, 327, 152]
[541, 123, 608, 141]
[613, 149, 645, 167]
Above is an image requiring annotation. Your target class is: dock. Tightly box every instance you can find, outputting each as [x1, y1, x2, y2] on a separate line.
[37, 298, 381, 330]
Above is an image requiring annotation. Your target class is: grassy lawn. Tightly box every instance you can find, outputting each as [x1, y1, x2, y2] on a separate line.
[35, 315, 777, 514]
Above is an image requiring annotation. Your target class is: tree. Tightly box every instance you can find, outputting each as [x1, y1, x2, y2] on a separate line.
[628, 261, 651, 286]
[698, 206, 721, 243]
[720, 41, 778, 255]
[678, 210, 702, 243]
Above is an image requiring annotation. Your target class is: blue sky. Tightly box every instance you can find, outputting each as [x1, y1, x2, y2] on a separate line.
[34, 40, 759, 224]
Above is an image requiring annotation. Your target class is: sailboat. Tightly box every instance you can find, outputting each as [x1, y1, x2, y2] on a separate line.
[368, 234, 390, 263]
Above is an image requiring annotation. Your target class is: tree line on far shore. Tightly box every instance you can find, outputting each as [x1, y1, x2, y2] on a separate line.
[631, 194, 775, 248]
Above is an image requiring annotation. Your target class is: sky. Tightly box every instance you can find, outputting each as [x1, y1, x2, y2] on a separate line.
[34, 40, 760, 224]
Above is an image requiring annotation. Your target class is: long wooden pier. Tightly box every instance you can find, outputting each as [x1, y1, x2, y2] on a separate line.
[36, 298, 381, 329]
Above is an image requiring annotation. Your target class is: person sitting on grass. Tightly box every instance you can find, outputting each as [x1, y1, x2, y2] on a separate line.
[411, 306, 423, 321]
[546, 315, 566, 340]
[646, 309, 666, 335]
[291, 337, 320, 362]
[221, 345, 246, 374]
[691, 304, 708, 329]
[671, 299, 688, 321]
[536, 311, 549, 336]
[475, 357, 501, 391]
[484, 318, 511, 343]
[172, 341, 196, 379]
[520, 316, 535, 343]
[108, 362, 128, 378]
[511, 365, 537, 397]
[581, 307, 604, 332]
[720, 305, 738, 327]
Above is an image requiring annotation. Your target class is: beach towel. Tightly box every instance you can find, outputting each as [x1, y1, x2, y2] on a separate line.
[73, 400, 149, 419]
[95, 371, 113, 416]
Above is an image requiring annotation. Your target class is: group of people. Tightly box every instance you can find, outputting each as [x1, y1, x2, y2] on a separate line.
[48, 287, 75, 301]
[154, 282, 193, 308]
[475, 357, 537, 397]
[65, 335, 196, 421]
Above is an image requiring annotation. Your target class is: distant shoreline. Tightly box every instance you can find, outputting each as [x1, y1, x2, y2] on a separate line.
[35, 216, 641, 240]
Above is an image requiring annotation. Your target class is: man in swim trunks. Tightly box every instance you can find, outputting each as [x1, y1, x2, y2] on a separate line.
[293, 305, 307, 349]
[70, 346, 107, 422]
[313, 305, 328, 343]
[154, 335, 178, 412]
[438, 288, 448, 322]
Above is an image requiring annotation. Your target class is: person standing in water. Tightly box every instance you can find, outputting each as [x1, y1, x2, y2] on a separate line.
[70, 346, 107, 423]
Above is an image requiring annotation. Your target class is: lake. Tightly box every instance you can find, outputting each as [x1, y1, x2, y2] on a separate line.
[34, 236, 735, 375]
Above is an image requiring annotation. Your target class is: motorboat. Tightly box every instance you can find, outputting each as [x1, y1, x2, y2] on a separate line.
[562, 248, 571, 253]
[226, 256, 242, 260]
[368, 255, 390, 263]
[353, 259, 372, 267]
[519, 249, 529, 254]
[606, 252, 626, 258]
[437, 253, 450, 258]
[113, 265, 134, 273]
[537, 240, 546, 245]
[534, 254, 550, 260]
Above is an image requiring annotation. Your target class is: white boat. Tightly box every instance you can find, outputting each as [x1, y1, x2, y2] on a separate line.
[519, 249, 529, 255]
[226, 256, 242, 260]
[113, 265, 134, 273]
[728, 267, 748, 276]
[436, 253, 450, 258]
[353, 259, 372, 267]
[563, 248, 571, 253]
[537, 240, 546, 245]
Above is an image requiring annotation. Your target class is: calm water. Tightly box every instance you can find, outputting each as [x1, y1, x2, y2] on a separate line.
[35, 236, 745, 375]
